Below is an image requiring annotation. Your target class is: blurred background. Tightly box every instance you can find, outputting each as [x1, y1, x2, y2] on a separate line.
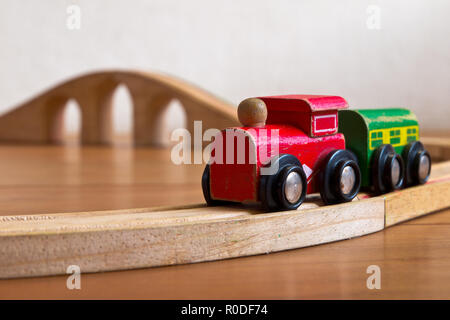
[0, 0, 449, 138]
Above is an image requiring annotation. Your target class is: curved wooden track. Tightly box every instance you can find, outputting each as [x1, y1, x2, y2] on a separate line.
[0, 143, 449, 279]
[0, 70, 238, 146]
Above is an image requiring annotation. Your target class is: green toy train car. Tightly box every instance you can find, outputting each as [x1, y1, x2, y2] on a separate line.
[339, 108, 431, 194]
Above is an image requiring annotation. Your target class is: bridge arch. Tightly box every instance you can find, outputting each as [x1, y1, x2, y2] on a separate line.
[111, 84, 134, 142]
[0, 70, 238, 146]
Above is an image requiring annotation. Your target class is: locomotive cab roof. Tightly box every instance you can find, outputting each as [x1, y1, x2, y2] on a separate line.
[258, 95, 348, 113]
[257, 95, 349, 137]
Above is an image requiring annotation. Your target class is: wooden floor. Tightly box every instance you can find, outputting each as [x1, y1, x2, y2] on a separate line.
[0, 141, 450, 299]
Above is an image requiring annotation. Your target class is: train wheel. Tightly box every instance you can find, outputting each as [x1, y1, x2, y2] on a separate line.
[402, 141, 431, 186]
[259, 154, 307, 212]
[201, 164, 229, 206]
[319, 150, 361, 205]
[372, 144, 404, 194]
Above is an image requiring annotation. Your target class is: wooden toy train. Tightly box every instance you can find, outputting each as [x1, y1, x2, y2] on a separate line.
[202, 95, 431, 211]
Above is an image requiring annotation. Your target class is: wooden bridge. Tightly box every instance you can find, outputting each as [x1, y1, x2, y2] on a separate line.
[0, 70, 239, 146]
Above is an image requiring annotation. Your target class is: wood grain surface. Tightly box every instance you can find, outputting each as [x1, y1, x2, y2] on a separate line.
[0, 135, 449, 298]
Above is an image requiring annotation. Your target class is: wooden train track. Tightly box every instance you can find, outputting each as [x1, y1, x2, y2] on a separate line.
[0, 141, 449, 279]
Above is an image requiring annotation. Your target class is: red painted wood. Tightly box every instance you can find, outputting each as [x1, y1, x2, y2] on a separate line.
[210, 125, 345, 203]
[312, 111, 338, 136]
[262, 95, 346, 137]
[209, 94, 349, 204]
[210, 129, 257, 203]
[259, 95, 348, 112]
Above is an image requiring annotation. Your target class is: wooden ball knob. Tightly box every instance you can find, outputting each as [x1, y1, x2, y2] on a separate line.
[237, 98, 267, 127]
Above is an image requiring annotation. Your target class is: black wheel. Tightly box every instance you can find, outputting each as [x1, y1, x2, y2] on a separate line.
[402, 141, 431, 186]
[259, 154, 307, 212]
[372, 144, 404, 194]
[201, 164, 229, 206]
[319, 149, 361, 205]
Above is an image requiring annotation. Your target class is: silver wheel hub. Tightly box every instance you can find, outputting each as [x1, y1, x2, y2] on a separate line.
[340, 166, 356, 195]
[284, 171, 303, 204]
[391, 158, 401, 186]
[418, 154, 430, 180]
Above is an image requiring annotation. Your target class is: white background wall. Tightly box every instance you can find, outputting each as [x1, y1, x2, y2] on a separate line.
[0, 0, 449, 132]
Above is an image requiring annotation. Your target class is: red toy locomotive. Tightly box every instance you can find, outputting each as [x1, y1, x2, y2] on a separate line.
[202, 95, 431, 211]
